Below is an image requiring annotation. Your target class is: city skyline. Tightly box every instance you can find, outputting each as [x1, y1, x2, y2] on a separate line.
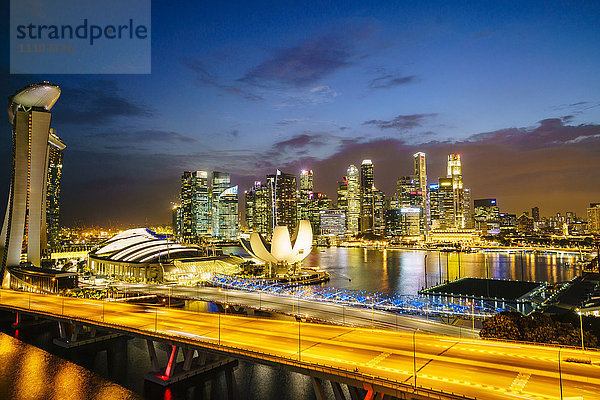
[1, 1, 600, 226]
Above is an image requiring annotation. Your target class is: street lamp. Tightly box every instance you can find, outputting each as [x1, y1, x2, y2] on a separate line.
[367, 296, 374, 329]
[558, 347, 563, 400]
[576, 308, 584, 350]
[423, 254, 428, 288]
[469, 302, 475, 337]
[413, 329, 418, 388]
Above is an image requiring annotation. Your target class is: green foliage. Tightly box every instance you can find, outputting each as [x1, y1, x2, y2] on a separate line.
[480, 312, 598, 348]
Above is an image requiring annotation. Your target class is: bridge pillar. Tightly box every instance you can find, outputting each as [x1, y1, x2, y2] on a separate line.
[146, 339, 160, 372]
[224, 364, 237, 400]
[53, 321, 122, 348]
[348, 385, 362, 400]
[311, 376, 327, 400]
[331, 381, 345, 400]
[144, 340, 238, 387]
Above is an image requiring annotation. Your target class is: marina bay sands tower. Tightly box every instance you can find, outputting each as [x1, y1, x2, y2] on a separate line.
[0, 83, 63, 287]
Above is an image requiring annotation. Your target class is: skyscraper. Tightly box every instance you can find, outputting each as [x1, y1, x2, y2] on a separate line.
[245, 181, 271, 235]
[373, 188, 386, 236]
[447, 154, 465, 228]
[413, 152, 427, 233]
[299, 170, 313, 199]
[211, 171, 231, 237]
[267, 170, 297, 231]
[346, 165, 360, 234]
[1, 82, 62, 285]
[474, 198, 500, 233]
[428, 183, 440, 229]
[463, 188, 473, 228]
[360, 160, 374, 233]
[298, 170, 313, 222]
[336, 177, 348, 211]
[217, 186, 239, 240]
[180, 170, 210, 242]
[587, 203, 600, 234]
[438, 177, 454, 229]
[45, 129, 65, 252]
[307, 192, 332, 235]
[531, 206, 540, 222]
[171, 204, 181, 237]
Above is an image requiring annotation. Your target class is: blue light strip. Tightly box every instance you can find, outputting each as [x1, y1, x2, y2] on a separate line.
[209, 275, 503, 317]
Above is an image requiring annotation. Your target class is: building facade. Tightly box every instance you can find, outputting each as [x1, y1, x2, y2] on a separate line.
[267, 170, 298, 232]
[346, 165, 360, 234]
[180, 170, 211, 242]
[360, 160, 374, 233]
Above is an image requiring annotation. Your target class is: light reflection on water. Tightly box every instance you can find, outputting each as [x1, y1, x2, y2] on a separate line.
[225, 246, 581, 295]
[304, 248, 579, 295]
[0, 332, 139, 400]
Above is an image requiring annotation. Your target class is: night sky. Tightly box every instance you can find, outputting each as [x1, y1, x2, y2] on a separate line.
[1, 1, 600, 226]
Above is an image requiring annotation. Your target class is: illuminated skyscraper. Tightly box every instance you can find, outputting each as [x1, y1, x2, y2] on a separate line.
[373, 188, 386, 236]
[299, 170, 313, 199]
[396, 176, 418, 208]
[447, 154, 465, 228]
[336, 177, 348, 210]
[360, 160, 374, 233]
[171, 203, 181, 237]
[1, 83, 62, 285]
[298, 170, 313, 222]
[463, 188, 473, 228]
[587, 203, 600, 234]
[245, 181, 271, 235]
[307, 192, 332, 235]
[346, 165, 360, 234]
[413, 152, 427, 233]
[217, 186, 239, 240]
[180, 170, 210, 242]
[474, 198, 499, 233]
[267, 170, 297, 231]
[45, 129, 65, 252]
[531, 206, 540, 222]
[438, 177, 454, 229]
[211, 171, 231, 237]
[428, 183, 440, 228]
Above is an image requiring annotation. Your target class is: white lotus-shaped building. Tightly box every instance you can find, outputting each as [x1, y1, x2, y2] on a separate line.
[242, 220, 313, 267]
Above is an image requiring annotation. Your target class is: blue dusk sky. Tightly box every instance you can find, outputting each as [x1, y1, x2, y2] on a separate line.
[1, 0, 600, 226]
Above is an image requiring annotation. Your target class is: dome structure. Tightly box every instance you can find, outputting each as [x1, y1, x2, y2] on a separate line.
[242, 220, 313, 265]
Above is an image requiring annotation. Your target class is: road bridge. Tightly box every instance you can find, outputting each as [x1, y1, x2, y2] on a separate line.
[0, 289, 598, 400]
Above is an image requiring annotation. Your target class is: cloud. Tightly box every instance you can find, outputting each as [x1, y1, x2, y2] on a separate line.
[368, 72, 417, 89]
[229, 129, 240, 137]
[183, 58, 264, 102]
[278, 85, 341, 107]
[89, 129, 196, 144]
[52, 81, 153, 125]
[276, 118, 304, 126]
[238, 31, 365, 88]
[363, 113, 437, 131]
[466, 118, 600, 149]
[272, 133, 328, 152]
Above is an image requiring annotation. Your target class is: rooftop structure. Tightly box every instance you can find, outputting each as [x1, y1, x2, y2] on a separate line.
[1, 82, 64, 287]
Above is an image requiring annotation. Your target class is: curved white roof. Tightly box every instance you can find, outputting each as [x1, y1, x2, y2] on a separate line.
[91, 228, 199, 263]
[243, 220, 313, 264]
[8, 82, 61, 124]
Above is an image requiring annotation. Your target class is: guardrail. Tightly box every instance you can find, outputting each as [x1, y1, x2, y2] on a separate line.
[0, 289, 478, 400]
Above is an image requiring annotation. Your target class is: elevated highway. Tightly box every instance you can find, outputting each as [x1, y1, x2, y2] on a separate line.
[0, 289, 598, 399]
[113, 283, 479, 338]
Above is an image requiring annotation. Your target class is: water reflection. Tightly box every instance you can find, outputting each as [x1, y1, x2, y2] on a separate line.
[302, 248, 578, 295]
[0, 333, 139, 400]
